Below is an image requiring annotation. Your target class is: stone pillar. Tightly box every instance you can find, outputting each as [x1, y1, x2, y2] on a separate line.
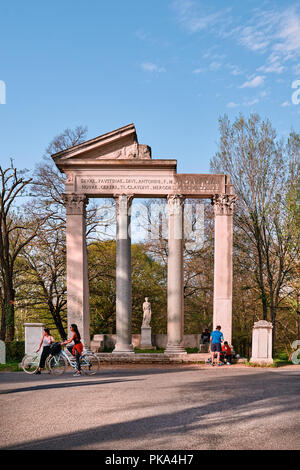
[0, 340, 6, 364]
[212, 194, 236, 345]
[165, 194, 186, 355]
[24, 323, 45, 354]
[63, 194, 90, 347]
[250, 320, 273, 364]
[113, 194, 134, 353]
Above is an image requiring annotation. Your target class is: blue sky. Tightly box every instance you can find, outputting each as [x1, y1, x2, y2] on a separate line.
[0, 0, 299, 174]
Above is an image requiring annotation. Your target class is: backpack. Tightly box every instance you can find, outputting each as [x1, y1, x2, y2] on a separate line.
[50, 342, 62, 355]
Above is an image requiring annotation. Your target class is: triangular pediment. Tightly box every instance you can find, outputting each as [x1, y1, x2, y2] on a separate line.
[52, 124, 152, 167]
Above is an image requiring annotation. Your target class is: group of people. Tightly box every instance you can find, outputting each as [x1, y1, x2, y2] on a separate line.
[210, 325, 233, 366]
[202, 325, 233, 366]
[34, 323, 232, 376]
[35, 324, 83, 376]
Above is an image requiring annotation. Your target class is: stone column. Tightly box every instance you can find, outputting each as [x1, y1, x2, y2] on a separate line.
[250, 320, 273, 364]
[113, 194, 134, 353]
[63, 194, 90, 347]
[165, 194, 186, 355]
[212, 194, 236, 345]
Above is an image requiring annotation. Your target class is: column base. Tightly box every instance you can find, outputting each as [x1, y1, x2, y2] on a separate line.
[250, 357, 273, 365]
[112, 343, 135, 354]
[164, 344, 187, 355]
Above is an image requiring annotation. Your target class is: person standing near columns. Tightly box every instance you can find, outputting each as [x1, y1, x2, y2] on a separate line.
[212, 193, 237, 346]
[63, 193, 90, 348]
[113, 194, 134, 353]
[165, 194, 186, 355]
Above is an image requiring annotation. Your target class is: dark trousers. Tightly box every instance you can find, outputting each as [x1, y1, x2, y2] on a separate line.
[221, 354, 232, 363]
[67, 345, 81, 371]
[39, 345, 51, 368]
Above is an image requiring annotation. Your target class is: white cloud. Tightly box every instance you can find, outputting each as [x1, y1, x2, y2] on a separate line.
[228, 64, 243, 76]
[281, 101, 291, 107]
[243, 98, 259, 106]
[240, 75, 265, 88]
[141, 62, 165, 73]
[258, 62, 285, 74]
[173, 2, 300, 77]
[172, 0, 232, 33]
[226, 101, 239, 108]
[293, 63, 300, 75]
[209, 61, 222, 71]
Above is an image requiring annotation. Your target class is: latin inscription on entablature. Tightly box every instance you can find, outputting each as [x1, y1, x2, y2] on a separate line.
[68, 174, 225, 196]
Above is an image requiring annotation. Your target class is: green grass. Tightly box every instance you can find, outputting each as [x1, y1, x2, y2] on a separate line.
[185, 347, 200, 354]
[246, 353, 293, 367]
[0, 361, 22, 372]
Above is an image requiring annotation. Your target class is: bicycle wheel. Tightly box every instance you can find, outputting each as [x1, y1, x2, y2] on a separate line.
[48, 354, 67, 375]
[80, 353, 99, 375]
[21, 354, 40, 374]
[291, 349, 300, 365]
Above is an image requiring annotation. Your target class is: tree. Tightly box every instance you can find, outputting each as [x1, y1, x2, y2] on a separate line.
[0, 161, 46, 340]
[88, 241, 166, 337]
[211, 114, 300, 350]
[20, 126, 114, 339]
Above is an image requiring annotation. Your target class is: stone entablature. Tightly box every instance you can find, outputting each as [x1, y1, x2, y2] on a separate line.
[64, 173, 229, 198]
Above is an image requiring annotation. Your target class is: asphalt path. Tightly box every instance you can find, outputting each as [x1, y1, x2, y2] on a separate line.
[0, 364, 299, 450]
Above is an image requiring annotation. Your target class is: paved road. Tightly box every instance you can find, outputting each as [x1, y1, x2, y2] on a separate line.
[0, 364, 299, 450]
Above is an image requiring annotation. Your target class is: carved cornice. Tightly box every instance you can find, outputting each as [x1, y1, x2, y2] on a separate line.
[62, 193, 89, 215]
[253, 320, 273, 329]
[211, 194, 237, 216]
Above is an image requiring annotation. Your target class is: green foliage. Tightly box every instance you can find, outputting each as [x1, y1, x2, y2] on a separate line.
[88, 241, 167, 336]
[6, 341, 25, 362]
[0, 361, 22, 372]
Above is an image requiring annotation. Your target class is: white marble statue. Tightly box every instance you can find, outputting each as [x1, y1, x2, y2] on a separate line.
[142, 297, 152, 328]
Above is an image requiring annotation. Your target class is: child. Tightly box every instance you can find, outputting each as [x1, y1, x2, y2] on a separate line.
[221, 341, 232, 365]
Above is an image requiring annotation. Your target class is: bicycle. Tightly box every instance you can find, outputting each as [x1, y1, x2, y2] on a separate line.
[21, 349, 51, 374]
[46, 346, 100, 376]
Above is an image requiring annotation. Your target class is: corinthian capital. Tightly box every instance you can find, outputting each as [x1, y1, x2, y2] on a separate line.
[167, 194, 185, 214]
[114, 194, 134, 216]
[62, 193, 89, 215]
[211, 194, 237, 216]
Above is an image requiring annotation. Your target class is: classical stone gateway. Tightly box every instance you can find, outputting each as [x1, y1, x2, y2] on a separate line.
[52, 123, 237, 353]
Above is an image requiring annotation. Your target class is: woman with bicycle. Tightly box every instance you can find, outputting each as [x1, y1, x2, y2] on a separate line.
[35, 328, 55, 374]
[61, 324, 83, 376]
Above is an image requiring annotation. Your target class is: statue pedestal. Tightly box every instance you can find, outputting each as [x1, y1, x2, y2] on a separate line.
[140, 327, 155, 350]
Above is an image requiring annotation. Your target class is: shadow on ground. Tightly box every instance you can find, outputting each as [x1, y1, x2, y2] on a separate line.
[2, 368, 299, 450]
